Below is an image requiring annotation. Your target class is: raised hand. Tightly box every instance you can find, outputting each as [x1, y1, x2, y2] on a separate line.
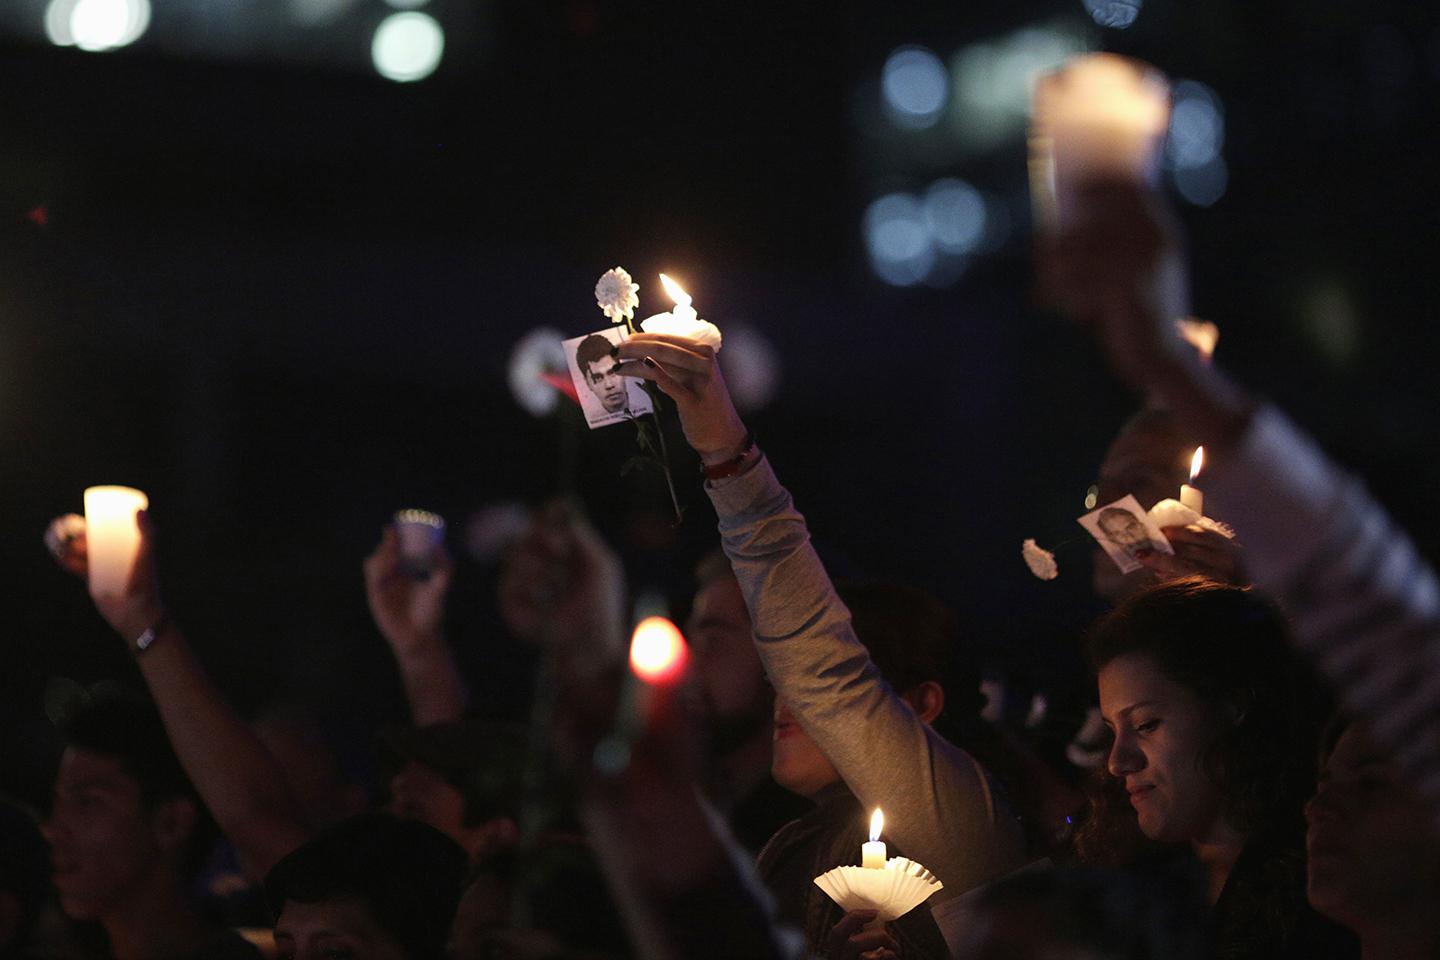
[497, 500, 625, 670]
[614, 333, 750, 464]
[1141, 524, 1245, 585]
[363, 525, 453, 656]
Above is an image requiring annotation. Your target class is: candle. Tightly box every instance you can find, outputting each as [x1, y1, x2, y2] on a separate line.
[1030, 54, 1171, 231]
[1180, 447, 1205, 515]
[393, 508, 445, 576]
[83, 486, 148, 597]
[658, 273, 696, 325]
[629, 616, 689, 685]
[862, 808, 887, 869]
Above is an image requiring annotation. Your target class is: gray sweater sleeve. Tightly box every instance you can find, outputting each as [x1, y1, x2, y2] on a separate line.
[707, 455, 1028, 900]
[1207, 404, 1440, 826]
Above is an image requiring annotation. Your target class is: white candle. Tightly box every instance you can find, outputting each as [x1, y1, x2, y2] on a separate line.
[862, 808, 887, 869]
[1180, 447, 1204, 515]
[393, 508, 445, 575]
[83, 486, 148, 597]
[658, 273, 697, 325]
[1030, 54, 1171, 231]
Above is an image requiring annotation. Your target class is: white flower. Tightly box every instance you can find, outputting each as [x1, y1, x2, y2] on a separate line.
[595, 267, 640, 323]
[506, 327, 569, 417]
[1022, 538, 1059, 580]
[639, 312, 724, 351]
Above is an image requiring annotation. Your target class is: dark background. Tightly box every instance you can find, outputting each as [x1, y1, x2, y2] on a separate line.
[3, 0, 1438, 807]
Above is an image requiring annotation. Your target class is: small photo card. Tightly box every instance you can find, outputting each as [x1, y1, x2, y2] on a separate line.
[1078, 494, 1175, 574]
[564, 327, 655, 429]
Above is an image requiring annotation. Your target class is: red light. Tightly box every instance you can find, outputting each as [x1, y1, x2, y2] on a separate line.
[629, 616, 688, 684]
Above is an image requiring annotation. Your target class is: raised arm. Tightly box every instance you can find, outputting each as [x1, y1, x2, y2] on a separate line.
[615, 335, 1026, 898]
[1040, 178, 1440, 827]
[363, 526, 468, 726]
[86, 512, 309, 879]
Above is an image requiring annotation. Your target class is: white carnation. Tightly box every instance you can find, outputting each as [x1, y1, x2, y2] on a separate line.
[1021, 538, 1059, 580]
[595, 267, 640, 323]
[1147, 498, 1202, 530]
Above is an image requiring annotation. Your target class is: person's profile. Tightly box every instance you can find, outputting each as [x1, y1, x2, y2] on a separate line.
[564, 327, 654, 429]
[1078, 494, 1174, 573]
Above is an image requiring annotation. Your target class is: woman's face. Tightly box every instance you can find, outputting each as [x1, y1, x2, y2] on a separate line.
[1098, 653, 1228, 844]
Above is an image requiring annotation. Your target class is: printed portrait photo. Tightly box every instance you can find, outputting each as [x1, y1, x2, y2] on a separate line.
[564, 326, 655, 429]
[1077, 494, 1175, 574]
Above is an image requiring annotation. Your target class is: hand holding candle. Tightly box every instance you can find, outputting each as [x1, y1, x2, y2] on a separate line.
[1030, 53, 1171, 231]
[637, 275, 723, 351]
[83, 486, 149, 599]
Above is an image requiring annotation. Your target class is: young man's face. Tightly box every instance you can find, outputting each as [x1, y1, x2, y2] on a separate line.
[42, 748, 169, 920]
[583, 355, 629, 413]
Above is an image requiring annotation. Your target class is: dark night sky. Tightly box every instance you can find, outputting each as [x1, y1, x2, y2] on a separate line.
[2, 0, 1438, 806]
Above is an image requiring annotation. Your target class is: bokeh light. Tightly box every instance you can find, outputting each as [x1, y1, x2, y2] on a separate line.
[50, 0, 150, 51]
[922, 179, 987, 255]
[1166, 80, 1225, 171]
[630, 617, 688, 684]
[882, 46, 948, 130]
[950, 27, 1087, 153]
[864, 193, 933, 287]
[371, 11, 445, 83]
[1082, 0, 1142, 29]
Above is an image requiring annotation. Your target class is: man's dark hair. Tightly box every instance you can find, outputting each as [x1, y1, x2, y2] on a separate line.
[837, 581, 986, 738]
[264, 813, 466, 960]
[52, 683, 218, 877]
[1080, 577, 1325, 841]
[575, 334, 616, 371]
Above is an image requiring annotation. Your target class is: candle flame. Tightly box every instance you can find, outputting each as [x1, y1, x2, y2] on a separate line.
[869, 808, 883, 842]
[658, 273, 691, 307]
[1189, 446, 1205, 484]
[629, 616, 689, 684]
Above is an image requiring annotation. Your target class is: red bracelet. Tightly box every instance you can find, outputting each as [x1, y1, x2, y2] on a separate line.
[701, 431, 756, 481]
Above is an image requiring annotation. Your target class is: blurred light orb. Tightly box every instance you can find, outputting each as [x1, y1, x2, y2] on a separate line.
[58, 0, 149, 51]
[1082, 0, 1142, 29]
[923, 179, 987, 255]
[1172, 156, 1228, 207]
[718, 324, 782, 414]
[1167, 80, 1225, 170]
[950, 27, 1086, 151]
[630, 617, 688, 684]
[864, 193, 934, 287]
[882, 46, 948, 130]
[372, 11, 444, 82]
[44, 0, 79, 45]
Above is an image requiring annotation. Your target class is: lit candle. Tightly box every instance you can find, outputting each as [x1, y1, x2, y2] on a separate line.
[629, 616, 689, 685]
[1180, 447, 1204, 515]
[393, 508, 445, 576]
[83, 486, 148, 598]
[658, 273, 697, 324]
[862, 808, 887, 869]
[1030, 54, 1171, 231]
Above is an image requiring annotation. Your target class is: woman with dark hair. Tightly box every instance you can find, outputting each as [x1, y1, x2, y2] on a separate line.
[1076, 576, 1354, 960]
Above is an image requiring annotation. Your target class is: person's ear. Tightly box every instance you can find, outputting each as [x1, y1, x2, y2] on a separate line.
[902, 681, 945, 726]
[149, 796, 198, 855]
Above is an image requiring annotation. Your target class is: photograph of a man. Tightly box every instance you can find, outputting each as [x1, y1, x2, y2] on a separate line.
[1078, 494, 1173, 574]
[564, 327, 654, 428]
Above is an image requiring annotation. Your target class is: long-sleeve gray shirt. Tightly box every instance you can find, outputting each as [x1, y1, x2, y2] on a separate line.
[707, 454, 1028, 902]
[1207, 404, 1440, 827]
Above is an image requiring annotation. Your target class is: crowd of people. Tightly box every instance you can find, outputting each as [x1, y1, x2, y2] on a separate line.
[3, 171, 1438, 960]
